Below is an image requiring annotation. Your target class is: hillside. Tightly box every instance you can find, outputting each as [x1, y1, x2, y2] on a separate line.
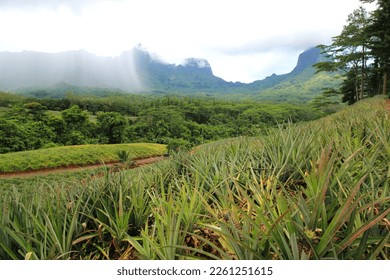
[0, 96, 388, 260]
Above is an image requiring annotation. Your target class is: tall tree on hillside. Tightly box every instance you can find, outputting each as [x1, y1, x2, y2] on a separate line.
[315, 7, 370, 104]
[339, 7, 370, 100]
[362, 0, 390, 96]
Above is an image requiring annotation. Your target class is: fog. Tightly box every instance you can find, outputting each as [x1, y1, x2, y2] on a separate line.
[0, 49, 145, 92]
[0, 0, 367, 83]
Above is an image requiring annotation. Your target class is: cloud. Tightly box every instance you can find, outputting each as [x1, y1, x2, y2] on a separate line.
[0, 0, 80, 8]
[0, 0, 366, 82]
[211, 31, 331, 57]
[0, 0, 123, 14]
[208, 50, 299, 83]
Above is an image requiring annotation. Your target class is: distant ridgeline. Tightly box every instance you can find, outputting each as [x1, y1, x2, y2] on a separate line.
[0, 46, 337, 101]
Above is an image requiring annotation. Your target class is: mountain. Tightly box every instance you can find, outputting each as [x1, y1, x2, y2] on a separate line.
[245, 47, 339, 102]
[133, 46, 337, 101]
[133, 47, 239, 93]
[242, 48, 324, 93]
[0, 46, 336, 100]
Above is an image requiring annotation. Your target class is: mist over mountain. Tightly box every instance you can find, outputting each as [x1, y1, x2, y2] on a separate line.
[0, 46, 331, 100]
[132, 46, 237, 93]
[0, 49, 144, 92]
[132, 46, 332, 101]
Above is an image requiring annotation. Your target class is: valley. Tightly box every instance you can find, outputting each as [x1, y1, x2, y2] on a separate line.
[0, 91, 325, 155]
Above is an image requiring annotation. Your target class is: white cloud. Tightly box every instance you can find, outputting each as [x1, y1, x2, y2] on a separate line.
[0, 0, 123, 13]
[0, 0, 367, 82]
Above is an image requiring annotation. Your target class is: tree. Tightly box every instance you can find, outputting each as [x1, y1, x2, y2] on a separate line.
[363, 0, 390, 96]
[0, 120, 28, 153]
[45, 115, 66, 143]
[340, 69, 360, 104]
[24, 121, 56, 150]
[61, 105, 89, 130]
[65, 130, 87, 146]
[311, 88, 343, 113]
[130, 107, 191, 143]
[24, 102, 48, 121]
[315, 7, 371, 104]
[97, 112, 128, 144]
[61, 105, 92, 144]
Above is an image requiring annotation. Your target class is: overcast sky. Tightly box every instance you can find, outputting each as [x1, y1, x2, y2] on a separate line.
[0, 0, 370, 83]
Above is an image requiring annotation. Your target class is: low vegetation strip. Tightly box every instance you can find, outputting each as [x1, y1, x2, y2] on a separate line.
[0, 143, 166, 173]
[0, 156, 167, 180]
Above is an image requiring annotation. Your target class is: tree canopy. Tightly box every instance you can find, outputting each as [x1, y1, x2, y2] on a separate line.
[315, 0, 390, 104]
[0, 94, 325, 154]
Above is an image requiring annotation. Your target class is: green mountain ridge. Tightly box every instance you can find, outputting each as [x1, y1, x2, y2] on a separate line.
[133, 46, 336, 98]
[0, 47, 339, 101]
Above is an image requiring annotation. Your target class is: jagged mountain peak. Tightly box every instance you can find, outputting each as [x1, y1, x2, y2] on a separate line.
[181, 58, 211, 68]
[291, 47, 321, 73]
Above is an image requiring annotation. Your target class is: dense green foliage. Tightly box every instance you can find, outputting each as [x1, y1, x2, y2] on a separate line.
[0, 92, 324, 154]
[0, 143, 166, 173]
[0, 96, 388, 260]
[316, 0, 390, 104]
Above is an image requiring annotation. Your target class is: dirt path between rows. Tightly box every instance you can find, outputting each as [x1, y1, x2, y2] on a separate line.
[0, 156, 167, 179]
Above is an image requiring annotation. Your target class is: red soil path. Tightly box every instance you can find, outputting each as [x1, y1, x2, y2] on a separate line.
[0, 155, 167, 179]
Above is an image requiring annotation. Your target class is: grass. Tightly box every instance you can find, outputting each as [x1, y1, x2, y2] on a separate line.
[0, 143, 166, 173]
[0, 96, 389, 260]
